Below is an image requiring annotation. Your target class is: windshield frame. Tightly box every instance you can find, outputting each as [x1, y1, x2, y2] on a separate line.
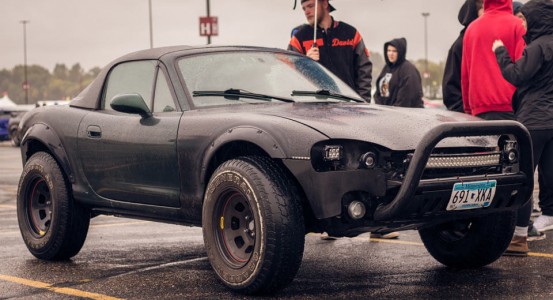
[176, 50, 364, 109]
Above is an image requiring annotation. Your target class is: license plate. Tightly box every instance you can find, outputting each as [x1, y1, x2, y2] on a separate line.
[446, 180, 497, 211]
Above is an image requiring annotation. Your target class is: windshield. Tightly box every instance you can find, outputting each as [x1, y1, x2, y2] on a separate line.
[178, 51, 362, 107]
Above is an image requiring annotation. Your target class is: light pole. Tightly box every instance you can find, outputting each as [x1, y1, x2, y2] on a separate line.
[20, 20, 30, 104]
[421, 12, 430, 98]
[206, 0, 211, 44]
[148, 0, 153, 48]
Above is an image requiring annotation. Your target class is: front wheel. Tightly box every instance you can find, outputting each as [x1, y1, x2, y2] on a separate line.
[17, 151, 90, 260]
[419, 211, 515, 268]
[202, 156, 305, 294]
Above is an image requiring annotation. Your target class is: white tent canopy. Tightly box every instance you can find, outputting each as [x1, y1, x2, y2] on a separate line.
[0, 93, 34, 112]
[0, 92, 17, 108]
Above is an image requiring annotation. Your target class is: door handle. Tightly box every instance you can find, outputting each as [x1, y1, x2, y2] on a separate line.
[87, 125, 102, 138]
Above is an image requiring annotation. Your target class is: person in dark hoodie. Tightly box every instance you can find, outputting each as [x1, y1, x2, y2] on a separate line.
[492, 0, 553, 256]
[442, 0, 483, 112]
[374, 38, 423, 108]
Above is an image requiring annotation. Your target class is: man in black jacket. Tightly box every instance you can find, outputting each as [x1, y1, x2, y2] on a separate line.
[493, 0, 553, 255]
[442, 0, 483, 112]
[288, 0, 373, 102]
[374, 38, 423, 108]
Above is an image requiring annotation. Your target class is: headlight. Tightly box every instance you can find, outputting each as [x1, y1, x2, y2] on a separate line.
[501, 138, 518, 163]
[360, 152, 377, 168]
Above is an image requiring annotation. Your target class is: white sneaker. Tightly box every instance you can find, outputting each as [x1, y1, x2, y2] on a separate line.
[533, 214, 553, 232]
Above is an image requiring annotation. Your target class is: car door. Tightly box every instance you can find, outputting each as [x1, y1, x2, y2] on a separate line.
[77, 60, 182, 207]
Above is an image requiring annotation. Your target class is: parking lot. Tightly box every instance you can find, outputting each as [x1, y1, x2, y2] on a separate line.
[1, 141, 552, 299]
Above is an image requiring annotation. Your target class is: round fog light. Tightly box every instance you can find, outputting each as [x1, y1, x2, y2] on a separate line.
[507, 149, 518, 163]
[348, 201, 366, 220]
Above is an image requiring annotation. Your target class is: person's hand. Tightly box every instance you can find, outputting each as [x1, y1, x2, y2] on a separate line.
[306, 47, 319, 61]
[492, 40, 504, 52]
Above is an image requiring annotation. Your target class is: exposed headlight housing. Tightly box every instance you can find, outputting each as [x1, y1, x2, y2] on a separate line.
[360, 152, 377, 168]
[502, 139, 518, 163]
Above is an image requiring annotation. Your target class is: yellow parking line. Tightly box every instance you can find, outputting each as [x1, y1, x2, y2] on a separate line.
[91, 221, 149, 228]
[529, 252, 553, 258]
[359, 237, 424, 246]
[0, 274, 121, 300]
[366, 237, 553, 258]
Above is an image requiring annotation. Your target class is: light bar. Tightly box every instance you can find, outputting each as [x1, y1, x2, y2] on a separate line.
[426, 153, 501, 169]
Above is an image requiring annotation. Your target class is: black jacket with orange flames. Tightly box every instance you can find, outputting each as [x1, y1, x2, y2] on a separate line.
[288, 19, 373, 101]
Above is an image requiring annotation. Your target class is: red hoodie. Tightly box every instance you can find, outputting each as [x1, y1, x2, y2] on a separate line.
[461, 0, 526, 116]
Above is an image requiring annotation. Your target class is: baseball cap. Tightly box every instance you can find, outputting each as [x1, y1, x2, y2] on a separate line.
[300, 0, 336, 12]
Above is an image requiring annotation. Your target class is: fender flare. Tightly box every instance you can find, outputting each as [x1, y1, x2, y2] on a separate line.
[21, 123, 75, 183]
[200, 126, 287, 182]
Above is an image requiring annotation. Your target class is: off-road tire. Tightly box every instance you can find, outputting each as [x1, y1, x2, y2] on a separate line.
[17, 151, 90, 260]
[419, 211, 516, 268]
[202, 156, 305, 294]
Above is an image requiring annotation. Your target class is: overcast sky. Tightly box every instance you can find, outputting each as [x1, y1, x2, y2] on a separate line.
[1, 0, 526, 71]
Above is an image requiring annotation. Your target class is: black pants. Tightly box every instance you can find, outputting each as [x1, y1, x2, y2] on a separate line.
[476, 111, 516, 121]
[517, 129, 553, 226]
[538, 166, 553, 215]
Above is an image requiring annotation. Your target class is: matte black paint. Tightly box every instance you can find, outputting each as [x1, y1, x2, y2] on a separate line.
[18, 46, 534, 234]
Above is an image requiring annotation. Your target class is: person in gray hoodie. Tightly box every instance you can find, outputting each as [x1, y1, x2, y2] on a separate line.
[374, 38, 423, 108]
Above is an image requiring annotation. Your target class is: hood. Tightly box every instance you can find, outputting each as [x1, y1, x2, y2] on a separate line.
[484, 0, 513, 14]
[522, 0, 553, 43]
[513, 1, 524, 14]
[384, 38, 407, 67]
[459, 0, 480, 27]
[254, 103, 492, 151]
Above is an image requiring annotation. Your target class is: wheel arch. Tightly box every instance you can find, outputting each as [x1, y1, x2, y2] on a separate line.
[201, 137, 314, 233]
[21, 123, 75, 184]
[200, 127, 287, 186]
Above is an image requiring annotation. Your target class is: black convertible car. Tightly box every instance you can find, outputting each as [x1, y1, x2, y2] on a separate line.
[17, 45, 533, 294]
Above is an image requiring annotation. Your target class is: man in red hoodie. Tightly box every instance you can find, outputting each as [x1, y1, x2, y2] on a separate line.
[461, 0, 526, 120]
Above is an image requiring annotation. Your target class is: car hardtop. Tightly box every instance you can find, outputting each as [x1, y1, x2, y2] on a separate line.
[70, 45, 304, 110]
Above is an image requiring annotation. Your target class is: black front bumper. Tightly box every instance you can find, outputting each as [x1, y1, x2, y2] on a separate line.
[284, 121, 534, 224]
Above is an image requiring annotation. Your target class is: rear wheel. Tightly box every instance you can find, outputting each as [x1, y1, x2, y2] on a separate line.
[9, 126, 20, 147]
[202, 156, 305, 294]
[17, 152, 90, 260]
[419, 211, 515, 268]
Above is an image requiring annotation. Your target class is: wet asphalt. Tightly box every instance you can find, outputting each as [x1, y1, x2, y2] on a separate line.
[0, 141, 552, 299]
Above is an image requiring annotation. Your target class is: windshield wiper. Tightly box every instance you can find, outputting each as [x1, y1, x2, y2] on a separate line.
[291, 89, 364, 103]
[193, 89, 295, 103]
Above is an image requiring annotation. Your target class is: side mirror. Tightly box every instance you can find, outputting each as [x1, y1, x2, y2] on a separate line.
[110, 93, 152, 118]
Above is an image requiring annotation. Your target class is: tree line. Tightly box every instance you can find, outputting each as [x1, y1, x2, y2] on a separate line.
[0, 55, 444, 105]
[0, 64, 100, 105]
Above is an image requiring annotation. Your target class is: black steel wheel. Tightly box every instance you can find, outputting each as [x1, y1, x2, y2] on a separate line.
[419, 211, 516, 268]
[203, 156, 305, 294]
[214, 189, 257, 268]
[25, 176, 53, 237]
[17, 151, 90, 260]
